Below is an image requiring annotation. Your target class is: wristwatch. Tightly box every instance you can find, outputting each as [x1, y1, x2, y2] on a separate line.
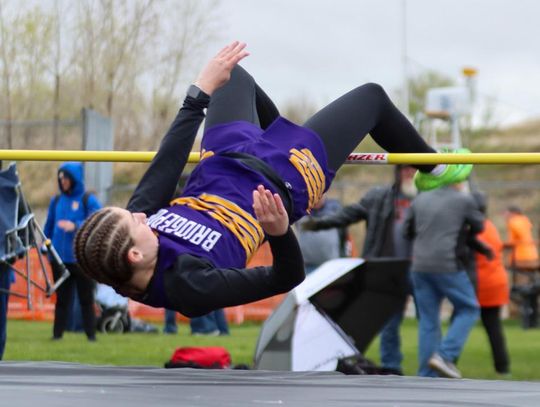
[186, 84, 209, 100]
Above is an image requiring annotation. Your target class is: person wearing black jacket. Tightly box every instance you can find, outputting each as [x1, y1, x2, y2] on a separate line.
[302, 165, 417, 374]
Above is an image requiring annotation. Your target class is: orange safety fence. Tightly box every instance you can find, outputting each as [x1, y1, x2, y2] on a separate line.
[7, 249, 56, 321]
[8, 235, 358, 324]
[7, 244, 284, 324]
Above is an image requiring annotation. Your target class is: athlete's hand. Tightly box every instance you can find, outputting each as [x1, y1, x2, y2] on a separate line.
[194, 41, 249, 96]
[253, 185, 289, 236]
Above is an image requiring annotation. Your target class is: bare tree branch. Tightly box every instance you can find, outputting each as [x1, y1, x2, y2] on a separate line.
[0, 0, 14, 148]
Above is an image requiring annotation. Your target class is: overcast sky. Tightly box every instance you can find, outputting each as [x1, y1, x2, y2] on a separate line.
[205, 0, 540, 126]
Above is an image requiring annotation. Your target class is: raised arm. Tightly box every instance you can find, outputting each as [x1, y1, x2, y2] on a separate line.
[301, 187, 387, 231]
[467, 233, 494, 260]
[126, 96, 208, 215]
[302, 201, 368, 231]
[127, 41, 250, 215]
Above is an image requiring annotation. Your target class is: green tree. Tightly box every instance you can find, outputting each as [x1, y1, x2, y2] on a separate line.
[0, 0, 19, 148]
[0, 0, 221, 151]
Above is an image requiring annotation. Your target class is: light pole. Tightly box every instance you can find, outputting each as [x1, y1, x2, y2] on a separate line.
[401, 0, 409, 117]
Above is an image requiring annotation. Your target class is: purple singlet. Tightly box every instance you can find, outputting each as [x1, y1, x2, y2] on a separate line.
[150, 117, 335, 271]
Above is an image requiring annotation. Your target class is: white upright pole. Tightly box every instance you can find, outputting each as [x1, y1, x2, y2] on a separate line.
[401, 0, 410, 117]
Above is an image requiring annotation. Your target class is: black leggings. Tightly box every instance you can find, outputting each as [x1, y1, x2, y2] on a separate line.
[205, 66, 436, 173]
[480, 306, 510, 374]
[52, 262, 96, 340]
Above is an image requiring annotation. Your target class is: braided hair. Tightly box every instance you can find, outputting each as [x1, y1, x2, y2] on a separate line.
[74, 208, 135, 288]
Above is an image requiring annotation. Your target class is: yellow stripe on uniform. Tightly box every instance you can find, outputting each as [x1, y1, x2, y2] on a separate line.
[200, 194, 266, 253]
[291, 148, 326, 196]
[290, 149, 325, 201]
[171, 194, 264, 261]
[172, 196, 260, 256]
[299, 149, 326, 185]
[289, 148, 326, 212]
[290, 156, 316, 210]
[172, 197, 260, 258]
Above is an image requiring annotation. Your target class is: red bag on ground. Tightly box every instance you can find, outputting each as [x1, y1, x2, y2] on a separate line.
[166, 347, 231, 369]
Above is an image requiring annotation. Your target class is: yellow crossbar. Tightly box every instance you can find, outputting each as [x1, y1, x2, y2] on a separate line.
[1, 150, 540, 164]
[385, 153, 540, 165]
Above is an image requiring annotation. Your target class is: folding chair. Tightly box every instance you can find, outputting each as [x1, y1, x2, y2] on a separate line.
[0, 163, 69, 309]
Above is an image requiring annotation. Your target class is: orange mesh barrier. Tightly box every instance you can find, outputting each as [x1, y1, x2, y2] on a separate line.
[7, 249, 56, 321]
[7, 243, 283, 324]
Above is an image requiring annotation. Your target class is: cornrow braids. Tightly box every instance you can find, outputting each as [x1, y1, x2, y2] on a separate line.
[74, 208, 135, 288]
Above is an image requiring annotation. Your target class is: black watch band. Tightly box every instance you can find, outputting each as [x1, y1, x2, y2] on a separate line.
[186, 84, 209, 100]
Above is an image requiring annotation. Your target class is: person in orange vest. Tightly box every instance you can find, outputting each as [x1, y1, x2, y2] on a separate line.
[505, 205, 539, 270]
[504, 205, 540, 329]
[473, 192, 511, 375]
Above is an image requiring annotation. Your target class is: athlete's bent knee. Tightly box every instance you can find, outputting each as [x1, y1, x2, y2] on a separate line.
[358, 82, 387, 98]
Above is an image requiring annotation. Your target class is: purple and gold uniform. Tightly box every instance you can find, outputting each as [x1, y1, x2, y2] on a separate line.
[141, 118, 333, 309]
[131, 88, 312, 313]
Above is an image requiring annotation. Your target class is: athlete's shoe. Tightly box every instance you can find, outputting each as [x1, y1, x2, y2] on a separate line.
[414, 148, 473, 191]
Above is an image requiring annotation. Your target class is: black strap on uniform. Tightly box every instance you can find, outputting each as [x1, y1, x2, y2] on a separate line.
[219, 152, 294, 218]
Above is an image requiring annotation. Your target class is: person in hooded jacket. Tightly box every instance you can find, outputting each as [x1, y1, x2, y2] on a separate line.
[44, 162, 101, 341]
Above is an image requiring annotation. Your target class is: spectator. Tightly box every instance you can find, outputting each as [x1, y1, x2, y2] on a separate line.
[472, 192, 511, 375]
[295, 194, 349, 274]
[405, 179, 483, 379]
[43, 162, 101, 341]
[0, 161, 15, 358]
[504, 206, 539, 325]
[504, 205, 539, 270]
[191, 310, 229, 336]
[0, 161, 12, 359]
[163, 309, 179, 334]
[0, 265, 12, 359]
[302, 165, 416, 374]
[164, 309, 229, 336]
[66, 290, 84, 332]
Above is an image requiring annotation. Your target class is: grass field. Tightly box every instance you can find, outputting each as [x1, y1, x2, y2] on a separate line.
[4, 318, 540, 381]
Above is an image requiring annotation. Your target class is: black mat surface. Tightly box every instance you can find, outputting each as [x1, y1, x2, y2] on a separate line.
[1, 361, 540, 406]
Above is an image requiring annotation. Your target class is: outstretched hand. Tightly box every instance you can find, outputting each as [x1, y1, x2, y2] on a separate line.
[252, 185, 289, 236]
[194, 41, 249, 96]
